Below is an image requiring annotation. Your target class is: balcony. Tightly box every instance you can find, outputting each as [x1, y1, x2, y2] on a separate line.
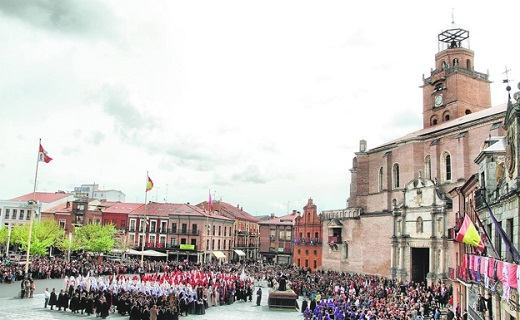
[328, 236, 342, 244]
[294, 238, 321, 245]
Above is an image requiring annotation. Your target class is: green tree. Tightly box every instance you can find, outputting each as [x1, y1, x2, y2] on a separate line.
[73, 223, 117, 254]
[8, 220, 65, 256]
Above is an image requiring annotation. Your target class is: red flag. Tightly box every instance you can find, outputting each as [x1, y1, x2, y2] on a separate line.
[38, 143, 53, 163]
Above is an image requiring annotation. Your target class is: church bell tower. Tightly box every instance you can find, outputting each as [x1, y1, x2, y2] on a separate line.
[421, 22, 492, 129]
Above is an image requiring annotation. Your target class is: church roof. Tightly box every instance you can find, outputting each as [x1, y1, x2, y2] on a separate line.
[371, 103, 507, 152]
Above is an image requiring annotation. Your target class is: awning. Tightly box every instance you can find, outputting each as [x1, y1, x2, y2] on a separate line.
[234, 249, 246, 256]
[212, 251, 226, 259]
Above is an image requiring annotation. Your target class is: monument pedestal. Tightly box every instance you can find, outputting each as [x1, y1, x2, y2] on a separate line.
[268, 289, 298, 310]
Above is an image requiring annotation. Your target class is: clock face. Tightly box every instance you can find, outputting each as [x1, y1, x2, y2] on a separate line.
[434, 94, 443, 107]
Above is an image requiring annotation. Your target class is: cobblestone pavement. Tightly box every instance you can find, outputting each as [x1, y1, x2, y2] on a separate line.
[0, 279, 305, 320]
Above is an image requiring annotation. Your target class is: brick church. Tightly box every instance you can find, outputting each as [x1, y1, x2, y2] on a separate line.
[321, 22, 507, 285]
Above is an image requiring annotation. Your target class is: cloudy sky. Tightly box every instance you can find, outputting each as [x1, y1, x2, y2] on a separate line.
[1, 1, 519, 216]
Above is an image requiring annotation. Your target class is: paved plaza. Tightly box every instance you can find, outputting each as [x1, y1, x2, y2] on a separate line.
[0, 278, 305, 320]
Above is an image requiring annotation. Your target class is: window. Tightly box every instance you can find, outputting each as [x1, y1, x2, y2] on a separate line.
[181, 223, 187, 233]
[11, 209, 16, 220]
[393, 164, 400, 189]
[224, 226, 227, 237]
[192, 224, 197, 234]
[129, 219, 136, 231]
[465, 110, 472, 115]
[378, 167, 383, 191]
[212, 239, 215, 250]
[171, 238, 177, 246]
[453, 58, 458, 66]
[305, 249, 309, 255]
[313, 250, 317, 256]
[191, 238, 196, 246]
[218, 239, 221, 250]
[59, 219, 66, 229]
[443, 152, 452, 181]
[444, 114, 450, 121]
[19, 210, 24, 220]
[466, 59, 471, 69]
[171, 223, 177, 233]
[313, 260, 317, 269]
[490, 122, 501, 130]
[212, 225, 215, 236]
[4, 209, 8, 219]
[180, 238, 187, 244]
[218, 225, 221, 236]
[150, 220, 157, 233]
[431, 138, 440, 146]
[425, 156, 432, 180]
[345, 241, 349, 259]
[432, 118, 438, 125]
[26, 210, 31, 220]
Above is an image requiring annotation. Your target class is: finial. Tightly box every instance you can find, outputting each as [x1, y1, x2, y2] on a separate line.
[503, 66, 513, 84]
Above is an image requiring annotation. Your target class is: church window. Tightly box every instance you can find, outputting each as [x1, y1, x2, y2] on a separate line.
[378, 167, 383, 191]
[392, 164, 400, 189]
[490, 122, 501, 130]
[442, 61, 447, 70]
[466, 59, 472, 69]
[444, 113, 450, 121]
[441, 152, 452, 182]
[465, 109, 472, 115]
[424, 156, 432, 180]
[431, 116, 438, 126]
[430, 138, 440, 146]
[433, 119, 438, 125]
[453, 58, 459, 66]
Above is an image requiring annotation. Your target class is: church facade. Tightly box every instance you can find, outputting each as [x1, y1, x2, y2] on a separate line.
[322, 23, 507, 285]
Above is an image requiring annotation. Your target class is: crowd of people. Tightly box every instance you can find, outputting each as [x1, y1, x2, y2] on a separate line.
[1, 253, 457, 320]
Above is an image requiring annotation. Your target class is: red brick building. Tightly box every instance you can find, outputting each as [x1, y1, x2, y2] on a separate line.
[321, 23, 507, 283]
[259, 210, 298, 264]
[293, 198, 322, 271]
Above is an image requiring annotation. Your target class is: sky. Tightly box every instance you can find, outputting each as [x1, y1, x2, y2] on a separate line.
[1, 1, 519, 216]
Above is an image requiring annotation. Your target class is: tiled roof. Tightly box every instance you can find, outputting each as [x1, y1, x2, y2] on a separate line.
[103, 203, 144, 214]
[11, 192, 72, 203]
[217, 201, 260, 222]
[43, 202, 72, 213]
[372, 103, 507, 151]
[131, 202, 232, 220]
[259, 212, 298, 225]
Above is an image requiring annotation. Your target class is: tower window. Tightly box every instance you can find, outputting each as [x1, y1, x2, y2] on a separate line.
[444, 113, 450, 121]
[465, 110, 472, 115]
[466, 59, 472, 70]
[453, 58, 459, 66]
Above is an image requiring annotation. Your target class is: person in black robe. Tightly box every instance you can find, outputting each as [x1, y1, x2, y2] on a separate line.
[309, 298, 317, 312]
[129, 301, 141, 320]
[301, 298, 308, 313]
[100, 295, 110, 319]
[79, 292, 87, 314]
[256, 288, 262, 306]
[141, 305, 151, 320]
[69, 292, 80, 313]
[49, 288, 58, 310]
[85, 293, 95, 316]
[20, 280, 26, 299]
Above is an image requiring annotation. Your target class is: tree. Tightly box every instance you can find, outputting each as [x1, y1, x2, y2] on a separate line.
[73, 223, 118, 254]
[7, 220, 65, 256]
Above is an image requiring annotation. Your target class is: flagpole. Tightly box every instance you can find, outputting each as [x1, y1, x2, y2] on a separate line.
[24, 139, 42, 278]
[140, 171, 149, 270]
